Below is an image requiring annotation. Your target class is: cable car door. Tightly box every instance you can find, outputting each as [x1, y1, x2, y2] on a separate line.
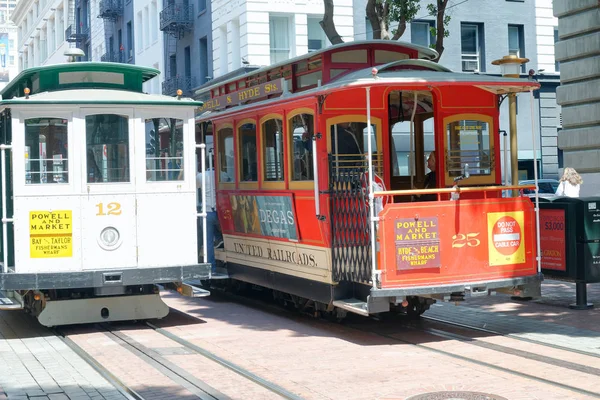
[79, 109, 138, 270]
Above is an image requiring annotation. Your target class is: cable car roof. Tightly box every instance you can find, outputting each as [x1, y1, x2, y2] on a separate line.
[0, 62, 163, 100]
[334, 60, 541, 94]
[196, 60, 540, 119]
[194, 40, 439, 98]
[0, 88, 203, 107]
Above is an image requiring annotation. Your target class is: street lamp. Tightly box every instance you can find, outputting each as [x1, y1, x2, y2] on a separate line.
[492, 54, 529, 196]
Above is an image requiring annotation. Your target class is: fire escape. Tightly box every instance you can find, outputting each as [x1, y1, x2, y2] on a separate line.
[98, 0, 125, 63]
[65, 22, 89, 55]
[159, 1, 194, 96]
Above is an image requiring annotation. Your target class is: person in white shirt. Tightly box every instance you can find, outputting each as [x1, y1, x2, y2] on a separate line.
[555, 167, 583, 198]
[196, 164, 225, 272]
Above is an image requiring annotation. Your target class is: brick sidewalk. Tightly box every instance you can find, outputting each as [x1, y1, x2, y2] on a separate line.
[426, 280, 600, 354]
[0, 311, 125, 400]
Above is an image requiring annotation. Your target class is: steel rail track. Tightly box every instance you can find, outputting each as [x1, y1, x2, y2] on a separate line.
[57, 319, 305, 400]
[421, 314, 600, 359]
[202, 288, 600, 398]
[146, 320, 305, 400]
[53, 329, 143, 400]
[357, 322, 600, 399]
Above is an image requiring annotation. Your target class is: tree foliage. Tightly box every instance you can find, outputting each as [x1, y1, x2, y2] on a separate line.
[321, 0, 451, 61]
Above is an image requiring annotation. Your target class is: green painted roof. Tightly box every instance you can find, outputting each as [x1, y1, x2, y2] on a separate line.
[0, 62, 161, 99]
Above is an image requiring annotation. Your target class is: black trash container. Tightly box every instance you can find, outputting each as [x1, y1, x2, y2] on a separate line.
[548, 196, 600, 309]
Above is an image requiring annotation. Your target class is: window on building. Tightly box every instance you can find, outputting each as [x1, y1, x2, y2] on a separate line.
[143, 6, 150, 48]
[365, 17, 373, 39]
[9, 55, 14, 66]
[508, 24, 525, 72]
[145, 117, 184, 181]
[198, 0, 206, 12]
[199, 37, 208, 85]
[270, 16, 290, 64]
[289, 113, 314, 181]
[308, 17, 326, 52]
[461, 23, 484, 72]
[126, 22, 133, 59]
[554, 27, 559, 72]
[411, 20, 435, 48]
[85, 114, 129, 183]
[24, 118, 69, 184]
[136, 11, 143, 51]
[151, 0, 158, 43]
[262, 118, 284, 181]
[217, 127, 234, 183]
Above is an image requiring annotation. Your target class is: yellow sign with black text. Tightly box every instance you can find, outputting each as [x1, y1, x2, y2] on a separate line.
[29, 210, 73, 258]
[487, 211, 525, 266]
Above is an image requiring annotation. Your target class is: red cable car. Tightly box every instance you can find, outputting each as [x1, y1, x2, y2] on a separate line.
[195, 41, 542, 319]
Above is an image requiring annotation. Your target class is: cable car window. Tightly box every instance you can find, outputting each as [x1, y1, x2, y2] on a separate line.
[290, 113, 314, 181]
[330, 121, 379, 176]
[446, 119, 492, 178]
[239, 122, 257, 182]
[24, 118, 68, 184]
[262, 118, 284, 181]
[217, 127, 234, 183]
[144, 117, 184, 181]
[85, 114, 129, 183]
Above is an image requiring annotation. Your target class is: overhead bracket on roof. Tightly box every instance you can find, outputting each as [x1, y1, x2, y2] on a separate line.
[318, 94, 329, 115]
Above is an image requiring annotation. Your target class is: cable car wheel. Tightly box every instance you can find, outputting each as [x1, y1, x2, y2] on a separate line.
[404, 296, 431, 318]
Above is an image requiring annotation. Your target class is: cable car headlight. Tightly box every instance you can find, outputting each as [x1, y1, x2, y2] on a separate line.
[98, 226, 121, 250]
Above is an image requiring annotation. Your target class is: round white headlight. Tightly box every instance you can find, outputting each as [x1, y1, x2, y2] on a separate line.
[98, 227, 121, 250]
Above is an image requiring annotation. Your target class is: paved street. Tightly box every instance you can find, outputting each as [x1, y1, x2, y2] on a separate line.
[0, 280, 598, 400]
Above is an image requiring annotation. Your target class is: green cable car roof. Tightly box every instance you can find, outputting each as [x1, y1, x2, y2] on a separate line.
[0, 62, 161, 99]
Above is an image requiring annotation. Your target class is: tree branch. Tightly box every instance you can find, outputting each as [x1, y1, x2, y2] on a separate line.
[366, 0, 382, 39]
[433, 0, 448, 61]
[320, 0, 345, 44]
[392, 15, 406, 40]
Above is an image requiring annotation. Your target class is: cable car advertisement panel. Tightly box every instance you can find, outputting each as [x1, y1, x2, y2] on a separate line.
[379, 197, 537, 288]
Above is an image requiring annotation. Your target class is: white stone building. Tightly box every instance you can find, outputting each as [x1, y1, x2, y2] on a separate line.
[135, 0, 162, 94]
[352, 0, 561, 181]
[210, 0, 355, 78]
[12, 0, 75, 69]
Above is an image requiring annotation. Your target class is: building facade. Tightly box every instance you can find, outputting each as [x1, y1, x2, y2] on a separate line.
[553, 0, 600, 195]
[0, 0, 18, 90]
[158, 0, 212, 96]
[13, 0, 74, 69]
[352, 0, 560, 182]
[209, 0, 354, 80]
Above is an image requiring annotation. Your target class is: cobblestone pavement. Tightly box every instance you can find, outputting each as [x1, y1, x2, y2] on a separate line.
[0, 311, 127, 400]
[426, 279, 600, 353]
[159, 280, 600, 400]
[0, 280, 598, 400]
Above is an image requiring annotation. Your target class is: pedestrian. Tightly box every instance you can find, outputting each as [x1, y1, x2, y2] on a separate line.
[555, 167, 583, 198]
[414, 151, 437, 202]
[197, 161, 224, 273]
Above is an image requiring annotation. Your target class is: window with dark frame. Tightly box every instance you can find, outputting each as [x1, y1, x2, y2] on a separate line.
[262, 118, 284, 181]
[290, 113, 314, 181]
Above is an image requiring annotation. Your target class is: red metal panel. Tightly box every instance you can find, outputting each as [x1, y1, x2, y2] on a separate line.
[378, 198, 537, 288]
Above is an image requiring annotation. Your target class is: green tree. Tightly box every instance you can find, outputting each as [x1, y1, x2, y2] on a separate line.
[320, 0, 450, 62]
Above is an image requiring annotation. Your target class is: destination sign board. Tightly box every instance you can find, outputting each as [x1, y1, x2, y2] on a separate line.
[200, 78, 284, 112]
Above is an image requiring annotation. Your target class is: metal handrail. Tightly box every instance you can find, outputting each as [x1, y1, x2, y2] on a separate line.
[373, 184, 536, 197]
[0, 144, 13, 272]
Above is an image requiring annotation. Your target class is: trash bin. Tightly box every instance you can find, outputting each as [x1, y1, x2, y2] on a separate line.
[544, 196, 600, 309]
[538, 197, 578, 280]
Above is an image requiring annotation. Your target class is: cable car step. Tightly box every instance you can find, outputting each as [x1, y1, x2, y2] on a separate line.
[181, 282, 211, 298]
[333, 298, 370, 316]
[0, 291, 23, 310]
[333, 296, 391, 316]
